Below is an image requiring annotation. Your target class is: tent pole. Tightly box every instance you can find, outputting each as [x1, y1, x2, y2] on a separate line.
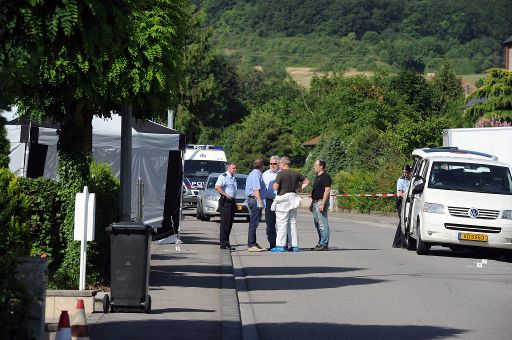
[120, 104, 132, 222]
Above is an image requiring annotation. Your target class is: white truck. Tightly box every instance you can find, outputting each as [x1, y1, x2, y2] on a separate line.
[401, 147, 512, 257]
[182, 145, 227, 207]
[443, 127, 512, 167]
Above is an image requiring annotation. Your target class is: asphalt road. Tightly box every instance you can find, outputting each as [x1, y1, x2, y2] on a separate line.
[185, 208, 512, 340]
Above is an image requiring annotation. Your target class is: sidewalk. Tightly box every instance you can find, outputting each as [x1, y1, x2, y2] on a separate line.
[88, 217, 242, 340]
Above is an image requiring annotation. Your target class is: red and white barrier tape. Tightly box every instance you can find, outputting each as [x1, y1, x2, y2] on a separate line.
[331, 193, 397, 197]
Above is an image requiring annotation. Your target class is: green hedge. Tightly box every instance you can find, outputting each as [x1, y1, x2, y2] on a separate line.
[332, 167, 397, 214]
[0, 117, 9, 169]
[0, 162, 119, 289]
[0, 168, 32, 339]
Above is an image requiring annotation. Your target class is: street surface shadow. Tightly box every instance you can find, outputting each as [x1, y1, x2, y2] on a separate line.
[151, 253, 194, 261]
[152, 264, 229, 275]
[301, 247, 379, 252]
[149, 307, 216, 314]
[423, 247, 511, 263]
[178, 234, 219, 245]
[241, 266, 363, 276]
[89, 319, 226, 340]
[90, 320, 465, 340]
[256, 322, 466, 340]
[241, 276, 384, 291]
[149, 265, 226, 289]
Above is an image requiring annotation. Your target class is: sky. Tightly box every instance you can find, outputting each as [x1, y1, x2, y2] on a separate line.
[0, 106, 17, 121]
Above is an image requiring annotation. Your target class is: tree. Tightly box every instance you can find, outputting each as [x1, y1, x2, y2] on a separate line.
[1, 0, 190, 288]
[389, 68, 435, 117]
[464, 68, 512, 126]
[175, 8, 248, 143]
[0, 117, 9, 168]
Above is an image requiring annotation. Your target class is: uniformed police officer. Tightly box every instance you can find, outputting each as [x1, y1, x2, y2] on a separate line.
[215, 163, 238, 250]
[392, 165, 412, 248]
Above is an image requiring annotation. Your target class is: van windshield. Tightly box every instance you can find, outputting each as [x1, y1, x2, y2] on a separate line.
[428, 161, 512, 195]
[184, 160, 227, 176]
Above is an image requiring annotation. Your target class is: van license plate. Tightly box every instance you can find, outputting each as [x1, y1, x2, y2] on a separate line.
[458, 233, 488, 242]
[237, 205, 243, 211]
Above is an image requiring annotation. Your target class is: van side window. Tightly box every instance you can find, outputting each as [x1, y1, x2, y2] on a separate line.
[421, 160, 429, 178]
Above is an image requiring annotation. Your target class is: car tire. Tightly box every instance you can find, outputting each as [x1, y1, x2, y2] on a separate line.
[416, 220, 430, 255]
[196, 204, 203, 220]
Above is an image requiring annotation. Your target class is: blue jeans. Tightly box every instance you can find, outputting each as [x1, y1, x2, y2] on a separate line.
[265, 198, 276, 248]
[313, 201, 330, 246]
[248, 198, 261, 247]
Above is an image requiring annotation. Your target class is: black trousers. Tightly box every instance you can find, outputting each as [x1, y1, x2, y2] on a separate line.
[392, 198, 406, 248]
[219, 198, 236, 247]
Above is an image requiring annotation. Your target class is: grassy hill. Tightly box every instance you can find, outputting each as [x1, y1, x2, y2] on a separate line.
[202, 0, 512, 74]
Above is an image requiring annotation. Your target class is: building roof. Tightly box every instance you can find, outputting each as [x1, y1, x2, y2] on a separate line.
[503, 35, 512, 45]
[302, 135, 321, 147]
[461, 80, 477, 95]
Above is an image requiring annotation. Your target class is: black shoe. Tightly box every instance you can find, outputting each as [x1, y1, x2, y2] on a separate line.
[314, 245, 328, 251]
[220, 245, 236, 250]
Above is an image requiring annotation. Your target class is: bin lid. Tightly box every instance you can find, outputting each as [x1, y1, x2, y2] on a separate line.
[106, 222, 153, 232]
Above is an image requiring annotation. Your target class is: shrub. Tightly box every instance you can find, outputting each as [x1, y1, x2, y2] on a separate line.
[0, 116, 9, 169]
[87, 162, 120, 286]
[17, 177, 64, 278]
[0, 168, 31, 257]
[333, 166, 397, 214]
[0, 168, 32, 339]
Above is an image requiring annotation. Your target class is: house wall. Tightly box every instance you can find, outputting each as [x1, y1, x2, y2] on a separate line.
[507, 45, 512, 70]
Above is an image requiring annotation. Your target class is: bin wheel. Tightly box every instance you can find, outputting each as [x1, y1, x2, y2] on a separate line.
[144, 295, 152, 314]
[102, 294, 110, 313]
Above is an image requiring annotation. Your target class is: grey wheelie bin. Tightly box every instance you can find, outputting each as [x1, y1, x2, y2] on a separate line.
[103, 223, 153, 313]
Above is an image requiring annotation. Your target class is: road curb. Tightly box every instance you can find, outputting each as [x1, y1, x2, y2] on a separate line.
[220, 249, 244, 340]
[231, 248, 260, 340]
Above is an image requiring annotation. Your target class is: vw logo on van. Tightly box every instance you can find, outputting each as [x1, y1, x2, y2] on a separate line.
[468, 208, 479, 219]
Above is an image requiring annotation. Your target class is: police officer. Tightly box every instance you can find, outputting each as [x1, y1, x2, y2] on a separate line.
[393, 165, 412, 248]
[215, 163, 238, 250]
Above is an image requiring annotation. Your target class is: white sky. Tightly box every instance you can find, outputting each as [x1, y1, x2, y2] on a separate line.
[0, 106, 17, 121]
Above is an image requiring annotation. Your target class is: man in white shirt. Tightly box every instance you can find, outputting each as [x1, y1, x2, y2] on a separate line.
[262, 155, 280, 249]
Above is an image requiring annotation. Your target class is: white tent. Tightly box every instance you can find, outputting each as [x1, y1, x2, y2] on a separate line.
[4, 113, 184, 235]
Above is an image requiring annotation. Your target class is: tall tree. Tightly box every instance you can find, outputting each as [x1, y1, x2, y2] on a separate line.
[176, 7, 248, 143]
[1, 0, 190, 287]
[464, 68, 512, 126]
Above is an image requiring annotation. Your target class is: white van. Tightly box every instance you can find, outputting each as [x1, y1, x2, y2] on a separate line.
[401, 148, 512, 256]
[182, 145, 227, 207]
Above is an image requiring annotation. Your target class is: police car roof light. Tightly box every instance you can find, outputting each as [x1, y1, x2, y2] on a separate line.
[421, 148, 496, 160]
[185, 144, 224, 150]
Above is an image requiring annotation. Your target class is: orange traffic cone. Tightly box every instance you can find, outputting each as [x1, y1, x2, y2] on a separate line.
[55, 311, 72, 340]
[71, 299, 90, 340]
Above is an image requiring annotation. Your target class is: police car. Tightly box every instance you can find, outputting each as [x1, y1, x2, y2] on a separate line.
[182, 145, 227, 208]
[196, 173, 250, 221]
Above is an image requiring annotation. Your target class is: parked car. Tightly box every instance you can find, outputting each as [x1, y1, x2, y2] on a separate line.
[401, 147, 512, 256]
[196, 173, 250, 221]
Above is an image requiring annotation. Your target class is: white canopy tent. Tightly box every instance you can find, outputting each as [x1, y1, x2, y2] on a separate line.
[4, 112, 184, 235]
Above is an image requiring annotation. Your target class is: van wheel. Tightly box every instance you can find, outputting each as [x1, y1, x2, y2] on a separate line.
[416, 221, 430, 255]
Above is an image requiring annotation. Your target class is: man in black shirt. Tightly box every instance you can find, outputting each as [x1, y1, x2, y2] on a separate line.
[311, 160, 332, 251]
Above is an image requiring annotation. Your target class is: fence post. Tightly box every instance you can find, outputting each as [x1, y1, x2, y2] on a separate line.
[330, 190, 338, 212]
